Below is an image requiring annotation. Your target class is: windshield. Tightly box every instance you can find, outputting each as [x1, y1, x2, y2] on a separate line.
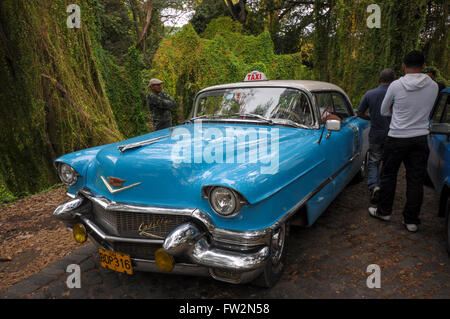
[193, 87, 314, 127]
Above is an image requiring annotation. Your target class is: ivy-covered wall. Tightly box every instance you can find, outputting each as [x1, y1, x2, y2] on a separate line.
[313, 0, 448, 107]
[96, 46, 148, 138]
[150, 17, 312, 121]
[0, 0, 145, 200]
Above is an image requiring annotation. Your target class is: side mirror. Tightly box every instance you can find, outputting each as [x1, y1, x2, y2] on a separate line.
[326, 119, 341, 131]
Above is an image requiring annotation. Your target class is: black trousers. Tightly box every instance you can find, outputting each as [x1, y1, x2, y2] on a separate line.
[376, 135, 429, 224]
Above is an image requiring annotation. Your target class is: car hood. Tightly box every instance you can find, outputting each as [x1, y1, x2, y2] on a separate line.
[79, 122, 322, 207]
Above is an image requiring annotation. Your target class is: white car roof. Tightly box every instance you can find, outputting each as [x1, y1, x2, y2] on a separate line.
[197, 80, 348, 96]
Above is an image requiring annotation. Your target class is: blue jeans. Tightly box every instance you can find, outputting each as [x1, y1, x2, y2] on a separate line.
[368, 143, 383, 191]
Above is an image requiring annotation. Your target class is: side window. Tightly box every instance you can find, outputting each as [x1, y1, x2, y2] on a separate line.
[290, 93, 313, 126]
[314, 93, 333, 118]
[331, 92, 353, 118]
[432, 93, 449, 124]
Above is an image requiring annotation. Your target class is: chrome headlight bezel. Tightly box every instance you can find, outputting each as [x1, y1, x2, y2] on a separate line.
[57, 163, 79, 186]
[205, 186, 243, 218]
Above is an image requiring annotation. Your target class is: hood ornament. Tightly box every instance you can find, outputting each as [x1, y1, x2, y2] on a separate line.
[100, 176, 141, 194]
[117, 133, 171, 152]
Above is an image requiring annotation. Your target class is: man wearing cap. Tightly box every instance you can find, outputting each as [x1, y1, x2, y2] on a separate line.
[146, 78, 177, 131]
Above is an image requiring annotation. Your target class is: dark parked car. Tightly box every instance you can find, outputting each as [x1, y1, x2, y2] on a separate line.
[427, 87, 450, 255]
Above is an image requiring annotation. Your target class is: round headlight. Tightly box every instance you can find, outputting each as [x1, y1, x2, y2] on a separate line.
[208, 187, 240, 217]
[58, 163, 78, 186]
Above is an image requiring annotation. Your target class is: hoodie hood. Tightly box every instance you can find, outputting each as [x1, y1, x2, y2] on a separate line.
[399, 73, 434, 92]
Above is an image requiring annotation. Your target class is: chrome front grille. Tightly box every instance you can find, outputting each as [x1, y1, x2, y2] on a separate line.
[92, 202, 190, 239]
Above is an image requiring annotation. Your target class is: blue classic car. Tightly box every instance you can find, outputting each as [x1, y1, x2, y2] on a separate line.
[427, 87, 450, 255]
[53, 72, 369, 287]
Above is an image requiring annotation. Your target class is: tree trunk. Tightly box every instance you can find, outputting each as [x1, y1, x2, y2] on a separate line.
[128, 0, 141, 39]
[136, 0, 153, 49]
[224, 0, 247, 25]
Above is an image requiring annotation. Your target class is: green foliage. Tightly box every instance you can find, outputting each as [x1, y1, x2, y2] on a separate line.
[190, 0, 229, 35]
[0, 178, 16, 203]
[312, 0, 448, 106]
[96, 46, 148, 138]
[97, 0, 136, 59]
[150, 17, 311, 120]
[0, 0, 123, 199]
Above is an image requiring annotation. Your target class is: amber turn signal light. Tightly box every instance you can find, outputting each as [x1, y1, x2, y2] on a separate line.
[154, 248, 174, 272]
[73, 223, 87, 243]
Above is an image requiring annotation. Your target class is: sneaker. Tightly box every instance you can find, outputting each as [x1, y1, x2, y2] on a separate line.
[370, 186, 380, 205]
[402, 220, 418, 233]
[368, 207, 391, 221]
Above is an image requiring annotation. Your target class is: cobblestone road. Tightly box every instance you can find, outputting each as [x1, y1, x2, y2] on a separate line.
[1, 168, 449, 299]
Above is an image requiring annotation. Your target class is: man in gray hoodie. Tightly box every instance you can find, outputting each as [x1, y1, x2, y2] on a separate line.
[368, 51, 439, 232]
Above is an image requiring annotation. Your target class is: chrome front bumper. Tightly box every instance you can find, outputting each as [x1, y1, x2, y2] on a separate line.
[54, 189, 273, 284]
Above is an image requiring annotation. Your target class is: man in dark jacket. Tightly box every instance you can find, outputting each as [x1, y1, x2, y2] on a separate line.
[357, 69, 395, 204]
[147, 78, 176, 131]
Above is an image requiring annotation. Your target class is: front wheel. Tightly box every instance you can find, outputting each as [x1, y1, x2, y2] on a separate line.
[253, 223, 289, 288]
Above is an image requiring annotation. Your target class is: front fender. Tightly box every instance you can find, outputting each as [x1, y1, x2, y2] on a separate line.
[54, 144, 110, 194]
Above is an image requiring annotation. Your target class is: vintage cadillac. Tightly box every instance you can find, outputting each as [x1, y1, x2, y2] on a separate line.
[53, 72, 369, 287]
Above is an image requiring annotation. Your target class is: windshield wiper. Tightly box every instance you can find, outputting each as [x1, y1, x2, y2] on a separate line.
[270, 118, 309, 129]
[231, 113, 274, 124]
[187, 114, 226, 122]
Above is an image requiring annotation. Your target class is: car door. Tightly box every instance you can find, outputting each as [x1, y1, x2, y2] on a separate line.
[428, 91, 450, 192]
[329, 92, 360, 192]
[306, 91, 357, 224]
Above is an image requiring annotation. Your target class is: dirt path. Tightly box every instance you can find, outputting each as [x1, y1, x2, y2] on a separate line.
[0, 187, 86, 293]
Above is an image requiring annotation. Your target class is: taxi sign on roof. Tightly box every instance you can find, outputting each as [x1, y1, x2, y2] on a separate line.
[244, 71, 268, 82]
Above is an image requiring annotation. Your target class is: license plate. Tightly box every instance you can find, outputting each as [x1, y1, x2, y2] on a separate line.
[98, 248, 133, 275]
